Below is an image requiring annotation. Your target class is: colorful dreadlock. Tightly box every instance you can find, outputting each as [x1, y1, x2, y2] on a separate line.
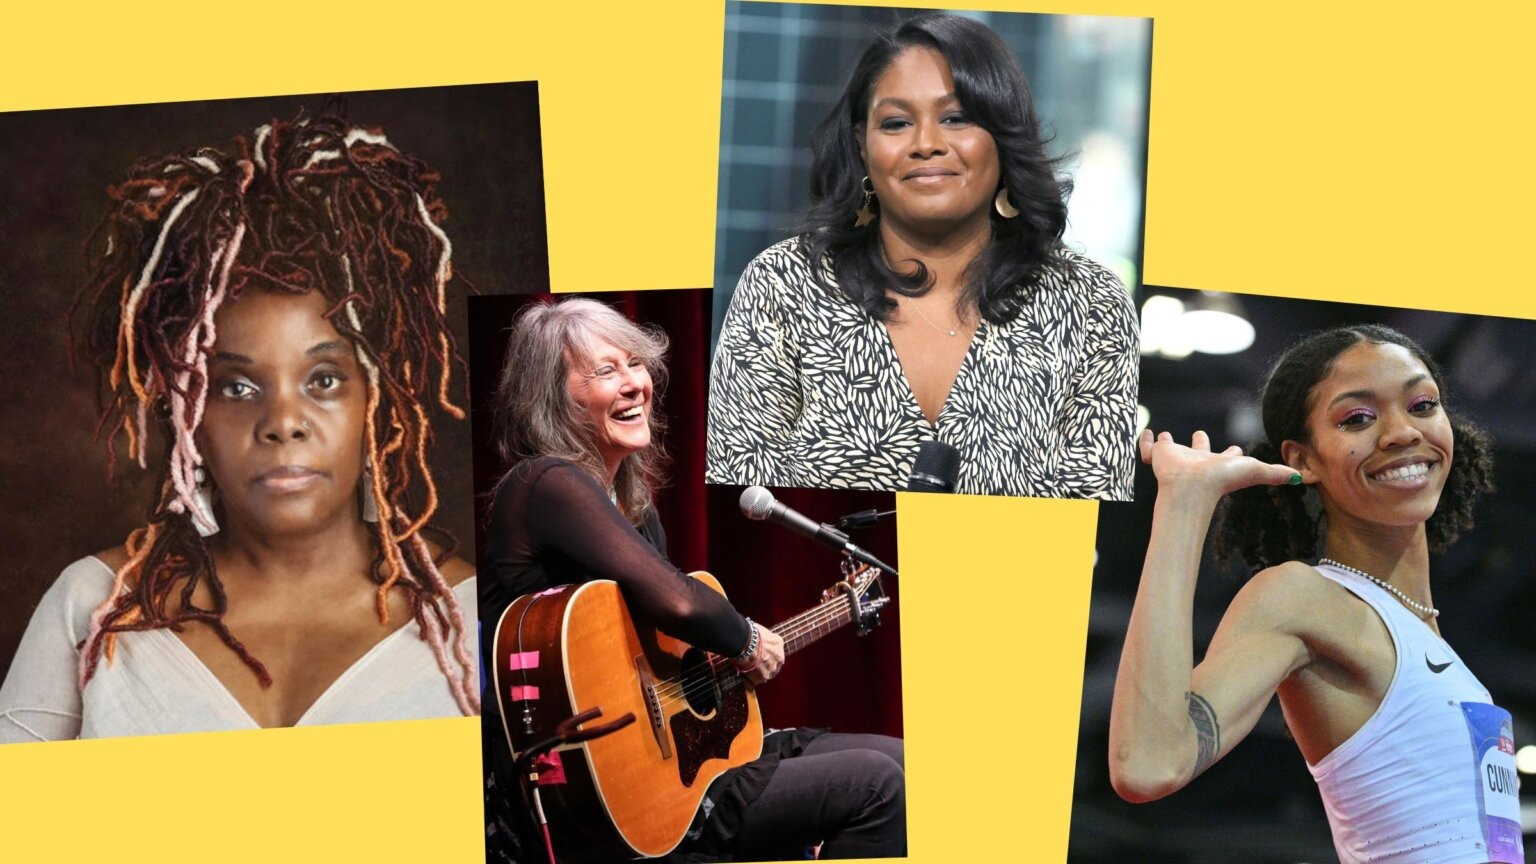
[70, 114, 479, 716]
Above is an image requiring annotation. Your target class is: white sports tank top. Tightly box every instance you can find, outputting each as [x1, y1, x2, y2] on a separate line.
[1307, 563, 1523, 863]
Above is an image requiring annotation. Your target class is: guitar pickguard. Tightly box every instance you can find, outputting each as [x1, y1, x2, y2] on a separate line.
[667, 664, 750, 787]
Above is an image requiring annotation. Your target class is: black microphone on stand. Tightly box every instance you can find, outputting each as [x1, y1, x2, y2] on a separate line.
[738, 486, 898, 576]
[906, 440, 960, 493]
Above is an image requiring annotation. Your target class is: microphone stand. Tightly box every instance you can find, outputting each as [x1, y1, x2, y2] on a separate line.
[825, 524, 898, 577]
[834, 508, 897, 532]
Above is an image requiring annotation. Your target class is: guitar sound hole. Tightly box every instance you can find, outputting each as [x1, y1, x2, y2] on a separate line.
[679, 648, 720, 715]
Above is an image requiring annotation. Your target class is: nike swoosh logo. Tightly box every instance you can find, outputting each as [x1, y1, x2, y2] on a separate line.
[1427, 656, 1454, 674]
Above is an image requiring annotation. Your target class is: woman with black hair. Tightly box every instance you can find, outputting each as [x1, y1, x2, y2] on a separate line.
[1109, 325, 1522, 863]
[706, 12, 1138, 499]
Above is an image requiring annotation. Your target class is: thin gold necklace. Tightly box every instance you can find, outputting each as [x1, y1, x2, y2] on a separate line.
[905, 297, 964, 337]
[879, 241, 970, 337]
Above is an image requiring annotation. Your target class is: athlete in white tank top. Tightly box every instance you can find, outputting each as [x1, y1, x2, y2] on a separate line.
[1309, 563, 1521, 864]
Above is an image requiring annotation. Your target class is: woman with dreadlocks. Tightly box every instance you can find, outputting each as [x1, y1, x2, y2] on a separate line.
[0, 115, 479, 741]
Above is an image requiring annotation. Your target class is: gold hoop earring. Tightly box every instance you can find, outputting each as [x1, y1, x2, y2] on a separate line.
[994, 186, 1019, 219]
[855, 176, 877, 228]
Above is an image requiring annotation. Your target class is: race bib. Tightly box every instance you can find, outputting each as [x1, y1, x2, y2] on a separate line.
[1462, 702, 1523, 863]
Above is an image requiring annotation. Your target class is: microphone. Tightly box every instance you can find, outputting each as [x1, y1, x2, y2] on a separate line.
[906, 440, 960, 493]
[739, 486, 898, 576]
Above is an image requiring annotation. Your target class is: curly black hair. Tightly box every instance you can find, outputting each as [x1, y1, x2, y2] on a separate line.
[1213, 324, 1495, 573]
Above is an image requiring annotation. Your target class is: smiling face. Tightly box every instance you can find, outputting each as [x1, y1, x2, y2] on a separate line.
[860, 46, 1001, 241]
[197, 290, 368, 538]
[1281, 341, 1454, 531]
[565, 336, 653, 481]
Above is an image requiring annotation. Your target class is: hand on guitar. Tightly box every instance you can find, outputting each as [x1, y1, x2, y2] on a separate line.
[732, 623, 786, 685]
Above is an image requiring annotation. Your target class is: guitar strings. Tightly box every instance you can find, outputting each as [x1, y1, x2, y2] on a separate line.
[648, 599, 854, 707]
[649, 574, 882, 707]
[648, 594, 864, 708]
[649, 598, 851, 706]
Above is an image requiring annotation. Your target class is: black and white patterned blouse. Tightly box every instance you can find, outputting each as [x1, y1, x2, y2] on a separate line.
[706, 237, 1139, 499]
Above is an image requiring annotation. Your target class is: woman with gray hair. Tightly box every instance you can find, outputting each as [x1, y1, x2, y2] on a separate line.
[481, 297, 765, 671]
[481, 296, 905, 862]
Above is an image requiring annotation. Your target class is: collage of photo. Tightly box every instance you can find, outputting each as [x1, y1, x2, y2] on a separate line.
[0, 3, 1530, 864]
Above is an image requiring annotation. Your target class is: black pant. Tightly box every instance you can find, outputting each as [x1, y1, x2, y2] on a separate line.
[487, 721, 905, 862]
[691, 733, 906, 861]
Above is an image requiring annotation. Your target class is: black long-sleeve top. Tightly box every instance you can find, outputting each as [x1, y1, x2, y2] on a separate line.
[480, 457, 751, 664]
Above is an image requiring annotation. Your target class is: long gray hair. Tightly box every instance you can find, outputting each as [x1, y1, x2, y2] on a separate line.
[494, 297, 670, 521]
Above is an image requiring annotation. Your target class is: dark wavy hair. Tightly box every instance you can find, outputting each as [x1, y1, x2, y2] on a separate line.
[1214, 325, 1495, 573]
[798, 12, 1071, 325]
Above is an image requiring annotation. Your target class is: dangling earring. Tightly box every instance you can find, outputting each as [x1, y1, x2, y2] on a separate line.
[191, 465, 220, 537]
[360, 466, 379, 523]
[855, 176, 877, 228]
[994, 186, 1020, 219]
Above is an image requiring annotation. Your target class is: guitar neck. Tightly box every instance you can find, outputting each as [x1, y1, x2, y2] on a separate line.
[774, 592, 859, 657]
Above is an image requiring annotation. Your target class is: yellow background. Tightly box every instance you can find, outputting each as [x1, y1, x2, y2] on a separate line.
[2, 1, 1530, 861]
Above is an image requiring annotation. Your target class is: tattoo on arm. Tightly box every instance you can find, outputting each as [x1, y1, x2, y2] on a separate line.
[1185, 691, 1221, 777]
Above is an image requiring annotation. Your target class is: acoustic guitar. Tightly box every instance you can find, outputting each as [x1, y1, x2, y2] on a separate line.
[491, 564, 888, 862]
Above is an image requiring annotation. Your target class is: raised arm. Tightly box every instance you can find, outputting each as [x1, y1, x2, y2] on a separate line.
[1055, 262, 1139, 501]
[1107, 430, 1307, 802]
[706, 245, 804, 486]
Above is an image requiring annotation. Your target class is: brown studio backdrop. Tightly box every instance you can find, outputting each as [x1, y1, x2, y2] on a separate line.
[0, 82, 549, 680]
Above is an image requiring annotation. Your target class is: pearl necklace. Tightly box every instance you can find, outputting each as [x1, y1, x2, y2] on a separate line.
[1319, 558, 1439, 619]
